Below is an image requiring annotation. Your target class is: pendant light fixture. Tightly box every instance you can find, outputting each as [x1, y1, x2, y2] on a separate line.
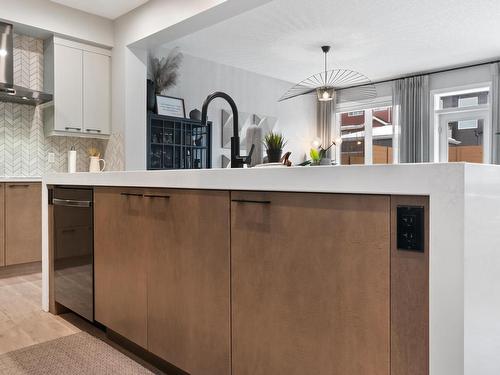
[317, 46, 334, 102]
[279, 45, 377, 103]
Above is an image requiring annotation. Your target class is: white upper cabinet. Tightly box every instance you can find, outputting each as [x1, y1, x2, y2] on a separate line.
[54, 44, 83, 133]
[44, 37, 111, 138]
[83, 51, 111, 136]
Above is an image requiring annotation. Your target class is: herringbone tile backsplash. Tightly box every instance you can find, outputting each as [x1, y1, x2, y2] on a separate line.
[0, 34, 124, 176]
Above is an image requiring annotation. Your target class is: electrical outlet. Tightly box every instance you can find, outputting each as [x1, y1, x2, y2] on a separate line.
[397, 205, 424, 252]
[48, 152, 55, 163]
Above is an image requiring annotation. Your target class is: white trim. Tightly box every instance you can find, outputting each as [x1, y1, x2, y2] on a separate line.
[365, 110, 373, 164]
[53, 36, 112, 56]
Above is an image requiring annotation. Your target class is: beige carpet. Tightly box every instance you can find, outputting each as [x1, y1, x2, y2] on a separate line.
[0, 332, 154, 374]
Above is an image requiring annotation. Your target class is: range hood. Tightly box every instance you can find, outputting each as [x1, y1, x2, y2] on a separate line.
[0, 22, 52, 105]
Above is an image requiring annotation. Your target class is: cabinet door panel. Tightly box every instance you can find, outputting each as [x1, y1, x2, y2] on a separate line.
[94, 188, 147, 347]
[0, 184, 4, 267]
[83, 51, 110, 135]
[54, 44, 83, 132]
[5, 183, 41, 265]
[231, 192, 390, 375]
[147, 189, 231, 375]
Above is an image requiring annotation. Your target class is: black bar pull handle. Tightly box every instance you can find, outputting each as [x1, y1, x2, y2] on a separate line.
[144, 194, 170, 200]
[120, 192, 143, 198]
[232, 199, 271, 205]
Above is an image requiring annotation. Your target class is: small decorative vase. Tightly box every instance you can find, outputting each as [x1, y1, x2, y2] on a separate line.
[147, 79, 156, 112]
[266, 149, 282, 163]
[189, 109, 201, 121]
[89, 156, 106, 172]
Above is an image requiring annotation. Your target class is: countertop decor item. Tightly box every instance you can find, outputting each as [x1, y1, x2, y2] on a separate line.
[156, 95, 186, 118]
[310, 140, 336, 166]
[147, 79, 156, 112]
[264, 132, 287, 163]
[279, 46, 376, 103]
[246, 125, 263, 167]
[88, 147, 105, 173]
[68, 146, 77, 173]
[148, 49, 183, 95]
[189, 108, 201, 121]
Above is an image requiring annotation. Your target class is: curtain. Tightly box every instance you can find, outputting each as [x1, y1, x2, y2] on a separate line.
[491, 63, 500, 164]
[394, 75, 430, 163]
[317, 100, 335, 158]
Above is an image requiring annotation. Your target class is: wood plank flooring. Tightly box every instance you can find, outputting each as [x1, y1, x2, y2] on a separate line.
[0, 264, 80, 354]
[0, 263, 166, 374]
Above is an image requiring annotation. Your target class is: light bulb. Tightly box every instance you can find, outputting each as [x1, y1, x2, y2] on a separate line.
[0, 49, 7, 57]
[317, 87, 334, 102]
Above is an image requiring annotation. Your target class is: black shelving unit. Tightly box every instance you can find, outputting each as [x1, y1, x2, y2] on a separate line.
[147, 113, 212, 170]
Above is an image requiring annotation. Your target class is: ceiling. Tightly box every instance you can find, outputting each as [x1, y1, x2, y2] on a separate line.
[50, 0, 149, 19]
[162, 0, 500, 84]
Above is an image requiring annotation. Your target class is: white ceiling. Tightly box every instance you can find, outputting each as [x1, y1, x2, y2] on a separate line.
[162, 0, 500, 84]
[50, 0, 149, 19]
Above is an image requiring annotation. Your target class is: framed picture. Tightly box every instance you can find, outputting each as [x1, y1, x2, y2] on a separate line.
[156, 95, 186, 118]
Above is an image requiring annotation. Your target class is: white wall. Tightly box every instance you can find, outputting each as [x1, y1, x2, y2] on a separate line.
[164, 53, 316, 165]
[0, 0, 113, 47]
[113, 0, 274, 170]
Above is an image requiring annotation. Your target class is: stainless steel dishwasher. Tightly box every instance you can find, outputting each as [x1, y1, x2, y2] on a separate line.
[53, 187, 94, 322]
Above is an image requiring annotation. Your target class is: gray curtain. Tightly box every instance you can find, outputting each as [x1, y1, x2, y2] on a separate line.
[491, 63, 500, 164]
[317, 100, 334, 157]
[394, 75, 430, 163]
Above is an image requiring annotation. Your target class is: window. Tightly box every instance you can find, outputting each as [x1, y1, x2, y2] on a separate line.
[433, 85, 491, 164]
[439, 90, 488, 109]
[337, 105, 394, 165]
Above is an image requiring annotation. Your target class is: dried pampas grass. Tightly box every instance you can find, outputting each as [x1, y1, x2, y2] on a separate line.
[149, 48, 183, 94]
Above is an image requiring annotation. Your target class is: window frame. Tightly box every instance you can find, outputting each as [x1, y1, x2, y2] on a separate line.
[335, 96, 395, 165]
[430, 82, 492, 163]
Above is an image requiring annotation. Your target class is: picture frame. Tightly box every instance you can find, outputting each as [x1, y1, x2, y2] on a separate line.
[156, 95, 186, 118]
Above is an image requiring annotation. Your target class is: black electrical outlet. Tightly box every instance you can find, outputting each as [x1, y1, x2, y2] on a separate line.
[397, 205, 424, 252]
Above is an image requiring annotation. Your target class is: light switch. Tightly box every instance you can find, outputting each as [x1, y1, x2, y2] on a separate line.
[48, 152, 55, 163]
[397, 206, 424, 252]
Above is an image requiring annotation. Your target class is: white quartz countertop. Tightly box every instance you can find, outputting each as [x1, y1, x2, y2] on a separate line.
[42, 163, 490, 196]
[0, 176, 42, 182]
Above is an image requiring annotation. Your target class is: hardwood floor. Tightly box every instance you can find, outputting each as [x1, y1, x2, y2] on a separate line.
[0, 264, 79, 354]
[0, 264, 166, 374]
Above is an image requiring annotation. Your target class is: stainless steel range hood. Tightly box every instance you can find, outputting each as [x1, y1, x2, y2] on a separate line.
[0, 22, 52, 105]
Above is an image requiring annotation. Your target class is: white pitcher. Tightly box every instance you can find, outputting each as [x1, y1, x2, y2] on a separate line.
[89, 156, 106, 172]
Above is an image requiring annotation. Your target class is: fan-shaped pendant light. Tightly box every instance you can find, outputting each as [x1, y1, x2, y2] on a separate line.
[279, 46, 377, 103]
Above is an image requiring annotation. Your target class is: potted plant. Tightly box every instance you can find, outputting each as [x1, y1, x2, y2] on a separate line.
[309, 140, 336, 166]
[264, 132, 287, 163]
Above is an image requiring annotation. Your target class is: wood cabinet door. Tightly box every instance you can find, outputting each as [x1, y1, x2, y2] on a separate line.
[83, 51, 111, 135]
[147, 189, 231, 375]
[54, 43, 83, 133]
[0, 184, 4, 267]
[94, 188, 148, 347]
[231, 191, 391, 375]
[5, 183, 41, 265]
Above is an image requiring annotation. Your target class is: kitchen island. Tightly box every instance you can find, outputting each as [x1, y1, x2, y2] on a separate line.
[42, 163, 500, 375]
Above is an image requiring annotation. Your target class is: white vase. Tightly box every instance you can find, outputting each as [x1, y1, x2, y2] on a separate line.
[89, 156, 106, 172]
